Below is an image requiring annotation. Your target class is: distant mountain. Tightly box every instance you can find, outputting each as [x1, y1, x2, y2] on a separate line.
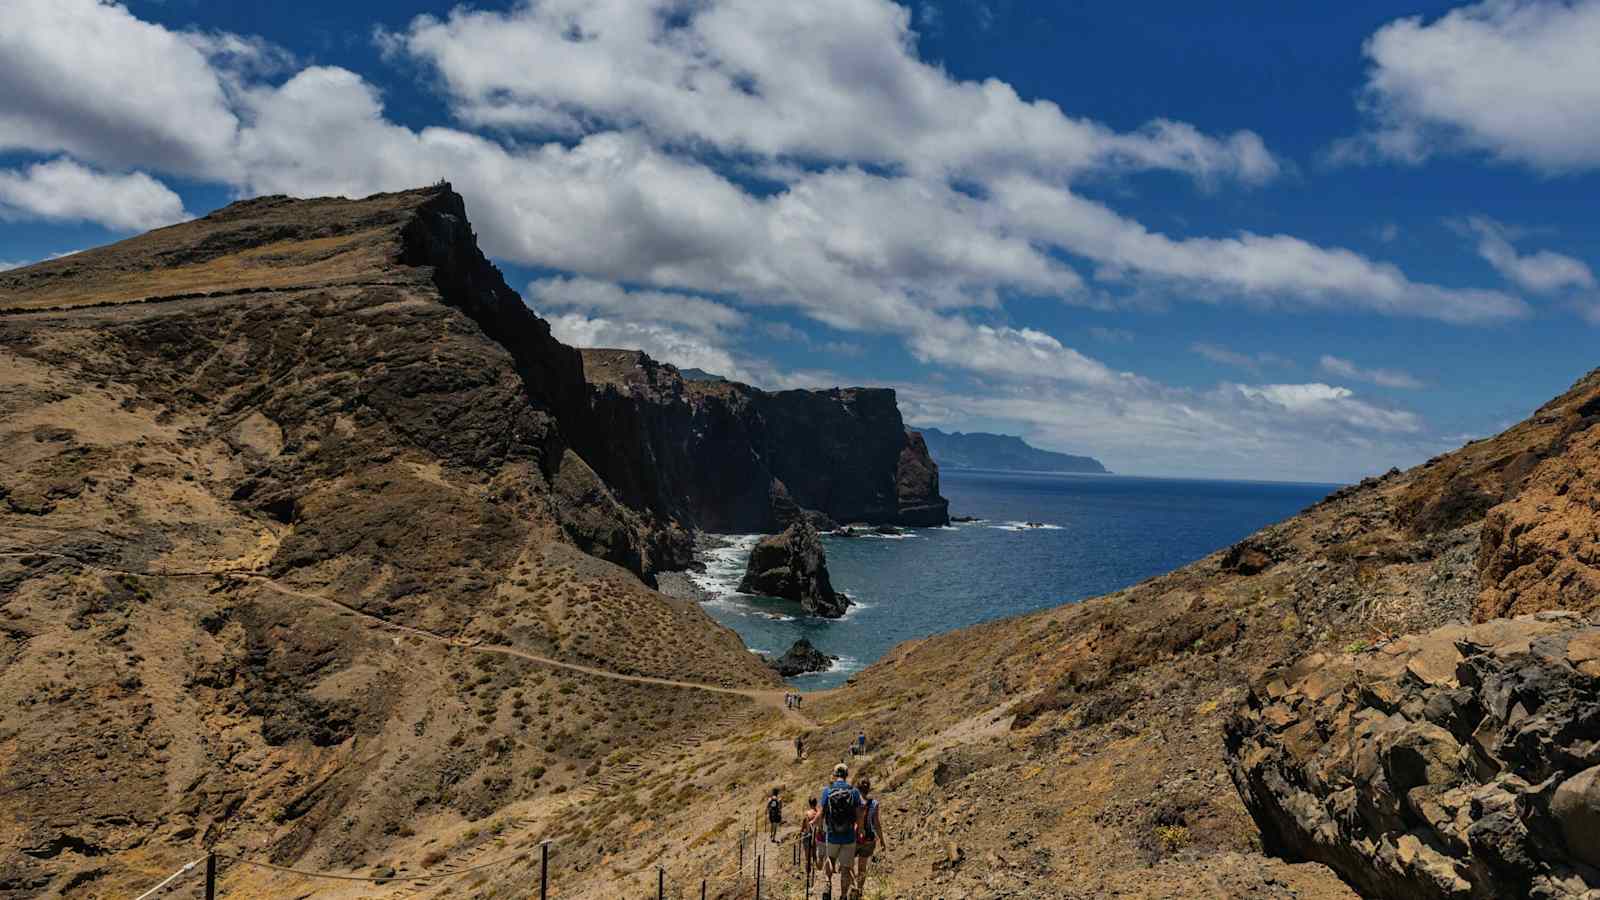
[918, 427, 1109, 474]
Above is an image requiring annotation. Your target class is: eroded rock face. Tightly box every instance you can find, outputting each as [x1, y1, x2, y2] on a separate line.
[1227, 613, 1600, 899]
[738, 521, 849, 617]
[576, 349, 949, 533]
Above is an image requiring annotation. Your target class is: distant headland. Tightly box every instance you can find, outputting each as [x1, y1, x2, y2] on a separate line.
[919, 427, 1109, 474]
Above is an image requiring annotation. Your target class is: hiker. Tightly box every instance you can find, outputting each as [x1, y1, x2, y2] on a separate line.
[855, 731, 867, 756]
[795, 732, 806, 761]
[854, 776, 887, 898]
[766, 787, 783, 843]
[819, 763, 865, 900]
[802, 795, 822, 883]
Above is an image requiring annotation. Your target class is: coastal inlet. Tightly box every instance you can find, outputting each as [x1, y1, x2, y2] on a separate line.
[662, 468, 1338, 688]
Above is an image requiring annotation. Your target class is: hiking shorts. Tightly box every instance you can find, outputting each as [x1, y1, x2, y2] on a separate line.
[824, 841, 857, 868]
[856, 839, 876, 861]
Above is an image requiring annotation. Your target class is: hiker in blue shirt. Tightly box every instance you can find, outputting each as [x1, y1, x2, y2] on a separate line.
[818, 763, 865, 900]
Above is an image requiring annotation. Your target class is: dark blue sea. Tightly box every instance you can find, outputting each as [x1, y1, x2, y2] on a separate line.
[691, 470, 1338, 688]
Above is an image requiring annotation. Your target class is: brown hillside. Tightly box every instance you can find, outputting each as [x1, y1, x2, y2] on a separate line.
[0, 185, 782, 898]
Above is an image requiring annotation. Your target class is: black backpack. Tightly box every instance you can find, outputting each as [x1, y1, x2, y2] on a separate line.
[824, 784, 856, 832]
[767, 797, 782, 822]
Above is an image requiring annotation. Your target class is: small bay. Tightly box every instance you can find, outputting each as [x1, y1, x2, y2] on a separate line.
[683, 469, 1338, 688]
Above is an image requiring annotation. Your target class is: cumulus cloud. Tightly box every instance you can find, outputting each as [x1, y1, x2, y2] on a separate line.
[0, 158, 187, 230]
[1459, 216, 1596, 293]
[0, 0, 242, 178]
[1339, 0, 1600, 171]
[991, 176, 1527, 323]
[542, 311, 751, 382]
[393, 0, 1280, 185]
[1319, 355, 1425, 390]
[530, 276, 746, 334]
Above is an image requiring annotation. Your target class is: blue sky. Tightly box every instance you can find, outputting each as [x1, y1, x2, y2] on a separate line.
[3, 0, 1598, 481]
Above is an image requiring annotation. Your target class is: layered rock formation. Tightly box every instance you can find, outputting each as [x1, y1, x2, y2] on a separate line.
[1228, 613, 1600, 899]
[738, 521, 849, 617]
[577, 349, 948, 533]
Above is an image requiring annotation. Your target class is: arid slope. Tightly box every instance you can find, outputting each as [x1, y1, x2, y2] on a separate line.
[0, 185, 779, 898]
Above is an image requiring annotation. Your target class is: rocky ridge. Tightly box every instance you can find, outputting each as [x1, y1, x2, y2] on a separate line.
[1229, 612, 1600, 899]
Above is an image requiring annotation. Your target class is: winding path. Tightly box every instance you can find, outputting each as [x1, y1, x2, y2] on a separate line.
[0, 548, 826, 723]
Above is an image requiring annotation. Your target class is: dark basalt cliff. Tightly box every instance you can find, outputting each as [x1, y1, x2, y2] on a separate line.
[575, 349, 949, 533]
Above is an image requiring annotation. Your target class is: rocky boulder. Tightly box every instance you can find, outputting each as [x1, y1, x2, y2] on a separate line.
[767, 638, 837, 676]
[1226, 612, 1600, 899]
[738, 521, 849, 617]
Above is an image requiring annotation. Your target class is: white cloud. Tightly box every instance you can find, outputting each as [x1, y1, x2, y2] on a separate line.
[1319, 355, 1425, 390]
[899, 377, 1431, 482]
[543, 311, 751, 382]
[1089, 326, 1134, 343]
[907, 320, 1124, 386]
[530, 276, 746, 334]
[1191, 342, 1292, 373]
[991, 176, 1527, 323]
[1460, 215, 1596, 293]
[0, 0, 243, 179]
[1341, 0, 1600, 171]
[0, 260, 26, 271]
[0, 158, 187, 230]
[393, 0, 1280, 186]
[1236, 383, 1421, 433]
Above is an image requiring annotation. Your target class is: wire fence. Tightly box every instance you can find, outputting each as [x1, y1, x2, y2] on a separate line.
[127, 819, 882, 900]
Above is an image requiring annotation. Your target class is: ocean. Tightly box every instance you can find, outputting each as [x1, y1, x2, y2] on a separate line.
[682, 469, 1339, 688]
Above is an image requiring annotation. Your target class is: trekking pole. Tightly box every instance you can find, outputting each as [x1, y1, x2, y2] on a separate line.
[657, 865, 664, 900]
[204, 850, 216, 900]
[539, 840, 550, 900]
[701, 878, 707, 900]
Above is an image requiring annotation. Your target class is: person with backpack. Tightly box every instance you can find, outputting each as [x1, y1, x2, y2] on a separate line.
[795, 731, 806, 761]
[819, 763, 865, 900]
[765, 787, 783, 843]
[853, 777, 887, 899]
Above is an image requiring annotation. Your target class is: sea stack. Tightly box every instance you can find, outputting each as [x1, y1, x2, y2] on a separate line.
[738, 520, 850, 617]
[766, 638, 837, 676]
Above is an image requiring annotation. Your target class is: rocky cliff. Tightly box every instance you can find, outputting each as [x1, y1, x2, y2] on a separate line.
[577, 349, 949, 533]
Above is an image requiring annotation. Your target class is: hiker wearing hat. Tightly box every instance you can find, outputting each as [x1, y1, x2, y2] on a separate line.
[818, 763, 865, 900]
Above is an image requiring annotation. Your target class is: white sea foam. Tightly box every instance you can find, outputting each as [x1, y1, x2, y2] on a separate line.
[687, 533, 762, 597]
[858, 532, 916, 540]
[988, 520, 1064, 532]
[791, 654, 863, 680]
